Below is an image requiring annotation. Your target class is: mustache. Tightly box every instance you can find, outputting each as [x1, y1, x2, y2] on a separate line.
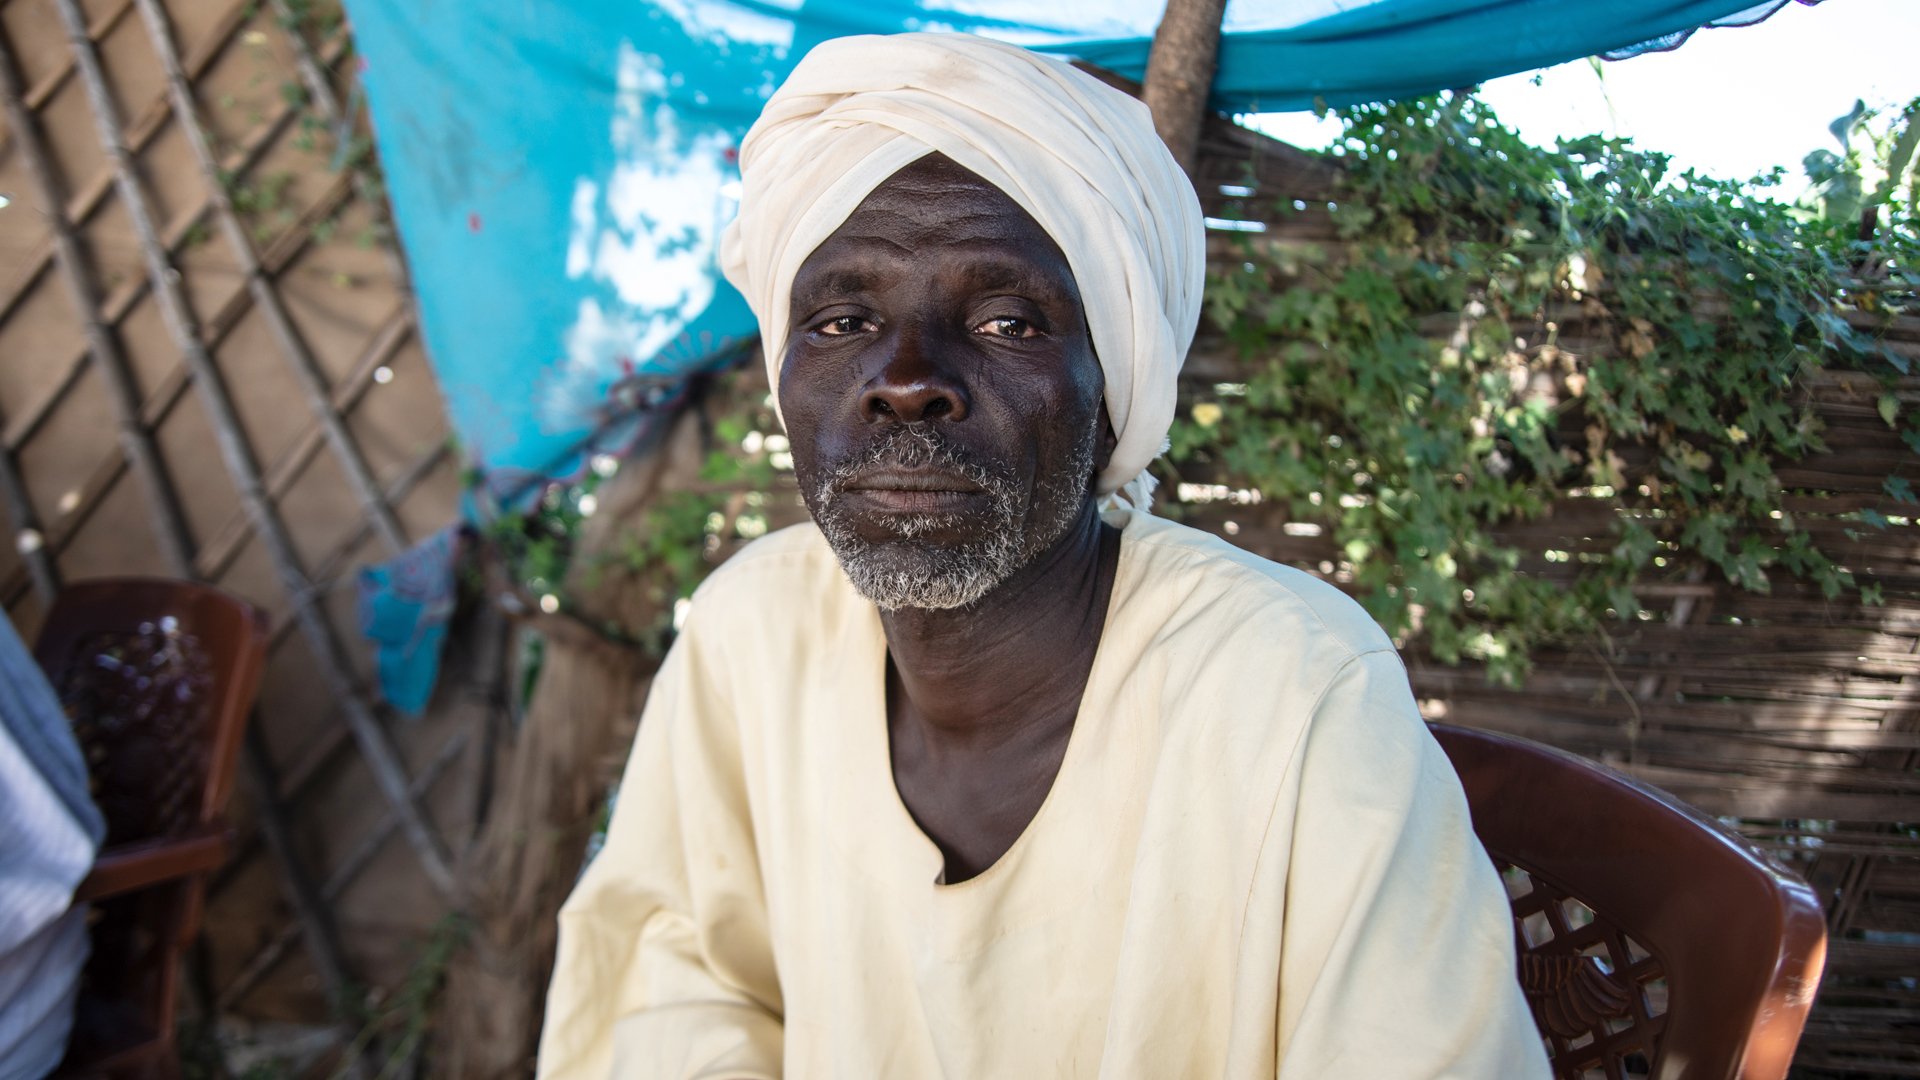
[820, 423, 1012, 501]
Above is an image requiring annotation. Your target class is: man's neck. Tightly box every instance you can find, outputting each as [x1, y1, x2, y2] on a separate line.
[879, 504, 1121, 747]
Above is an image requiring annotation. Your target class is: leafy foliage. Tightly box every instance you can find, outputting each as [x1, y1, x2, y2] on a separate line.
[1805, 96, 1920, 232]
[605, 400, 796, 652]
[485, 386, 799, 657]
[338, 914, 468, 1078]
[1169, 92, 1918, 683]
[483, 92, 1918, 683]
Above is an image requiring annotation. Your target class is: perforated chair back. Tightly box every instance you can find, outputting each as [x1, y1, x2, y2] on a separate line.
[1430, 723, 1827, 1080]
[35, 577, 267, 1078]
[34, 578, 266, 847]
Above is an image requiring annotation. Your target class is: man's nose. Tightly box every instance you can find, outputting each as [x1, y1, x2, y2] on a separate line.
[859, 328, 970, 423]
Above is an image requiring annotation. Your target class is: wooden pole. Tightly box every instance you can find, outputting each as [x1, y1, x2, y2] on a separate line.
[268, 0, 338, 128]
[209, 440, 453, 894]
[1142, 0, 1229, 181]
[238, 728, 359, 1009]
[191, 304, 415, 581]
[51, 0, 462, 905]
[0, 36, 197, 581]
[0, 414, 57, 606]
[437, 404, 706, 1077]
[237, 728, 373, 1080]
[220, 727, 470, 1011]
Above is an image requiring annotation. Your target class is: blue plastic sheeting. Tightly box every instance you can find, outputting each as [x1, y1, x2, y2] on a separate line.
[342, 0, 1773, 497]
[346, 0, 1123, 501]
[356, 525, 463, 716]
[1074, 0, 1800, 112]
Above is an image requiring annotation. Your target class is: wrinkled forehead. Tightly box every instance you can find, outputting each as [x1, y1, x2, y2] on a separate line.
[791, 153, 1080, 301]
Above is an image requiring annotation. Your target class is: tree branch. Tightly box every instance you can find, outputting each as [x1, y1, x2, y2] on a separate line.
[1142, 0, 1229, 181]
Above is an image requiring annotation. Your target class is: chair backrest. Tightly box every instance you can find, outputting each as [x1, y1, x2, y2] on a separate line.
[33, 578, 268, 846]
[1429, 723, 1827, 1080]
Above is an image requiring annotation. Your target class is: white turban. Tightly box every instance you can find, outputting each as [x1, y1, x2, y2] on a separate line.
[719, 32, 1205, 508]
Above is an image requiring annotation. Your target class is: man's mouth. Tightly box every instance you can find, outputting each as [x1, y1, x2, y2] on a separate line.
[838, 466, 987, 515]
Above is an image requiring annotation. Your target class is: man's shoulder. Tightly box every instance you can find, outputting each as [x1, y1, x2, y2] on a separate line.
[1113, 511, 1394, 665]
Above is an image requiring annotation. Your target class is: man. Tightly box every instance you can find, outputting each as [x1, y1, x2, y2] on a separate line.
[539, 32, 1549, 1079]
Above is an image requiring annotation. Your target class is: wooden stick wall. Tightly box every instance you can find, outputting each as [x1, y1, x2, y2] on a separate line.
[0, 0, 474, 1044]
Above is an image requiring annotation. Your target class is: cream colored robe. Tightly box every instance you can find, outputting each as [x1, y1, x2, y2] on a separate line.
[538, 511, 1550, 1079]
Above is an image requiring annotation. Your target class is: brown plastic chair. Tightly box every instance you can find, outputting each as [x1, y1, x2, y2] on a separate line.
[33, 578, 269, 1079]
[1430, 723, 1827, 1080]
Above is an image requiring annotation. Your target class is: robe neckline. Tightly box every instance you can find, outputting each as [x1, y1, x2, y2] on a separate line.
[849, 510, 1143, 897]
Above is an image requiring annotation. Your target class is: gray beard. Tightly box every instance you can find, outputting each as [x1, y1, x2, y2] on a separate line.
[809, 421, 1097, 611]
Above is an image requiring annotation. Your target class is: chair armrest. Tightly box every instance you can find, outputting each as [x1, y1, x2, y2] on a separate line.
[73, 826, 231, 904]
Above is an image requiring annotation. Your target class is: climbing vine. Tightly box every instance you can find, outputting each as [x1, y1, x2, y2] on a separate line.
[1167, 92, 1919, 683]
[482, 92, 1918, 684]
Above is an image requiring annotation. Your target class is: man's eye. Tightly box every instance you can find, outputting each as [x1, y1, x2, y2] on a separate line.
[976, 317, 1039, 339]
[815, 316, 871, 336]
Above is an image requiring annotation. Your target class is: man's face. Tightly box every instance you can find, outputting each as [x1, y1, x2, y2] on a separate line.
[779, 154, 1110, 610]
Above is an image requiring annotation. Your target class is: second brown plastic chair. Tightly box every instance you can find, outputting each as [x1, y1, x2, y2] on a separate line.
[35, 578, 269, 1079]
[1430, 723, 1827, 1080]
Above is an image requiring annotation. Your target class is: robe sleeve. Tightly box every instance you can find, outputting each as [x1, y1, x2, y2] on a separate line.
[536, 606, 784, 1080]
[1274, 649, 1550, 1079]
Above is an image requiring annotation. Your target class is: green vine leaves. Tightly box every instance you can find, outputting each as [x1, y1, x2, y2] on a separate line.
[480, 92, 1917, 682]
[1168, 93, 1919, 685]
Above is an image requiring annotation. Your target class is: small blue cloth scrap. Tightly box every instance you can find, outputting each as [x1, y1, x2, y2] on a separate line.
[357, 525, 466, 717]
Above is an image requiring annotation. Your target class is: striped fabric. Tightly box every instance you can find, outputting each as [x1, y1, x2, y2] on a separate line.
[0, 612, 103, 1080]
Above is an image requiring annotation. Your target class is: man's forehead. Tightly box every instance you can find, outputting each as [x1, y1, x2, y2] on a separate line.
[872, 152, 1011, 198]
[793, 245, 1074, 299]
[794, 154, 1077, 293]
[842, 157, 1049, 239]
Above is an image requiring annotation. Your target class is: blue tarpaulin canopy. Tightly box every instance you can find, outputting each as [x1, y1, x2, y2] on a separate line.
[341, 0, 1806, 494]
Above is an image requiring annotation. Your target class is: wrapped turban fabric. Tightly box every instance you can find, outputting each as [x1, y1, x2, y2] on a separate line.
[719, 32, 1205, 509]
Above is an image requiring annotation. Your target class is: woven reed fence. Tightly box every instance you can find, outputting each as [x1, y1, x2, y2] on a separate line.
[0, 0, 482, 1066]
